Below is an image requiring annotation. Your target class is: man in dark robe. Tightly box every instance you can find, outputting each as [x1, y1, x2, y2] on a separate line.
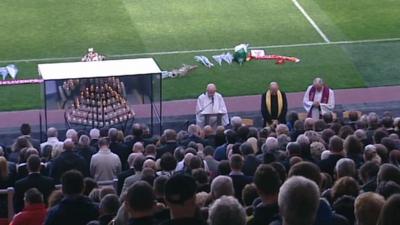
[261, 82, 288, 126]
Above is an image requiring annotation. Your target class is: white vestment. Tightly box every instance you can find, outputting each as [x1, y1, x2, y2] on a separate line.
[196, 92, 229, 127]
[303, 85, 335, 120]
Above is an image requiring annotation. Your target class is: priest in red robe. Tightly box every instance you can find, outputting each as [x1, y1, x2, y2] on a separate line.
[303, 77, 335, 120]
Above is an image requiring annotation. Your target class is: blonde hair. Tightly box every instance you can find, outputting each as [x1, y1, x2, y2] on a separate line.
[0, 156, 9, 180]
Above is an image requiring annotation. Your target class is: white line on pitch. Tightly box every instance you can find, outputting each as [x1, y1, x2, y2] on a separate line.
[291, 0, 331, 43]
[1, 37, 400, 64]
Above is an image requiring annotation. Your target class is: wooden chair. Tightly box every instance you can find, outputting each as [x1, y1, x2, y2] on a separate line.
[0, 187, 15, 225]
[298, 112, 308, 121]
[242, 118, 254, 126]
[343, 111, 362, 119]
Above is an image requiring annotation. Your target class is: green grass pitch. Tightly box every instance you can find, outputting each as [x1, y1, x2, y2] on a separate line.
[0, 0, 399, 111]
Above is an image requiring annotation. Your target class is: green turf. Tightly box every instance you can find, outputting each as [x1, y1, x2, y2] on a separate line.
[0, 0, 399, 111]
[299, 0, 400, 41]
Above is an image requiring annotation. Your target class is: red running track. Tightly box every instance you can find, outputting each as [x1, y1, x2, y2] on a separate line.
[1, 85, 400, 129]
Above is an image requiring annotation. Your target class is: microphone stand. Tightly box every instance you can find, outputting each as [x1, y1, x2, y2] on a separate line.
[196, 99, 214, 115]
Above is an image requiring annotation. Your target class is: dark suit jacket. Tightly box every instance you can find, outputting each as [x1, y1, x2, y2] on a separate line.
[44, 195, 98, 225]
[156, 142, 178, 159]
[77, 146, 97, 173]
[242, 155, 261, 177]
[110, 142, 130, 170]
[261, 91, 288, 125]
[16, 163, 47, 180]
[116, 168, 135, 195]
[50, 151, 88, 183]
[230, 173, 253, 203]
[14, 173, 55, 213]
[318, 154, 344, 177]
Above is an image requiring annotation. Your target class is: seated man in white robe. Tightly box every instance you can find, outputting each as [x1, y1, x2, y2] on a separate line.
[196, 83, 229, 127]
[303, 77, 335, 120]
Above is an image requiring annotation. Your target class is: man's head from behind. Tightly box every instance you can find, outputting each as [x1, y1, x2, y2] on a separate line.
[47, 127, 58, 138]
[24, 188, 44, 206]
[20, 123, 32, 136]
[99, 194, 120, 216]
[61, 170, 84, 196]
[288, 161, 322, 187]
[125, 181, 155, 218]
[354, 192, 385, 225]
[278, 176, 320, 225]
[229, 154, 244, 171]
[210, 175, 234, 200]
[165, 174, 197, 218]
[254, 165, 281, 199]
[27, 155, 41, 173]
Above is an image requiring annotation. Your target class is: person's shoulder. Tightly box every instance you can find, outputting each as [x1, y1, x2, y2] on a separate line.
[197, 92, 206, 99]
[41, 175, 56, 183]
[215, 92, 224, 98]
[14, 176, 29, 187]
[111, 152, 121, 160]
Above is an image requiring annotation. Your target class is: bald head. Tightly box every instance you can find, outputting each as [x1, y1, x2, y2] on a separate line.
[207, 83, 217, 97]
[63, 139, 75, 151]
[269, 82, 279, 94]
[47, 127, 58, 138]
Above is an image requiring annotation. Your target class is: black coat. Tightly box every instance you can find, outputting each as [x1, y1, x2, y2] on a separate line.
[318, 154, 344, 177]
[230, 174, 253, 203]
[16, 163, 47, 180]
[247, 202, 280, 225]
[77, 146, 97, 173]
[44, 195, 98, 225]
[116, 168, 135, 195]
[50, 151, 88, 183]
[14, 173, 55, 213]
[110, 142, 130, 170]
[156, 142, 178, 159]
[261, 91, 288, 125]
[242, 155, 261, 177]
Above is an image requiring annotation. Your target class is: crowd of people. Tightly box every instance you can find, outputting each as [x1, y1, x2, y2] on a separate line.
[1, 111, 400, 225]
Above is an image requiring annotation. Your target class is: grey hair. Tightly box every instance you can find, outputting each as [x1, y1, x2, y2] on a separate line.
[310, 142, 326, 161]
[276, 124, 289, 136]
[132, 142, 144, 153]
[278, 176, 320, 225]
[210, 176, 234, 200]
[108, 128, 118, 138]
[231, 116, 242, 127]
[89, 128, 100, 139]
[78, 135, 90, 146]
[364, 144, 377, 152]
[313, 77, 324, 85]
[208, 196, 246, 225]
[47, 127, 58, 138]
[66, 129, 78, 140]
[263, 137, 279, 153]
[354, 129, 367, 140]
[296, 134, 310, 146]
[335, 158, 356, 178]
[188, 124, 200, 135]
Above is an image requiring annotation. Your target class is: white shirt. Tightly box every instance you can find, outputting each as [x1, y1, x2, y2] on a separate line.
[303, 85, 335, 119]
[196, 92, 229, 127]
[40, 137, 63, 153]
